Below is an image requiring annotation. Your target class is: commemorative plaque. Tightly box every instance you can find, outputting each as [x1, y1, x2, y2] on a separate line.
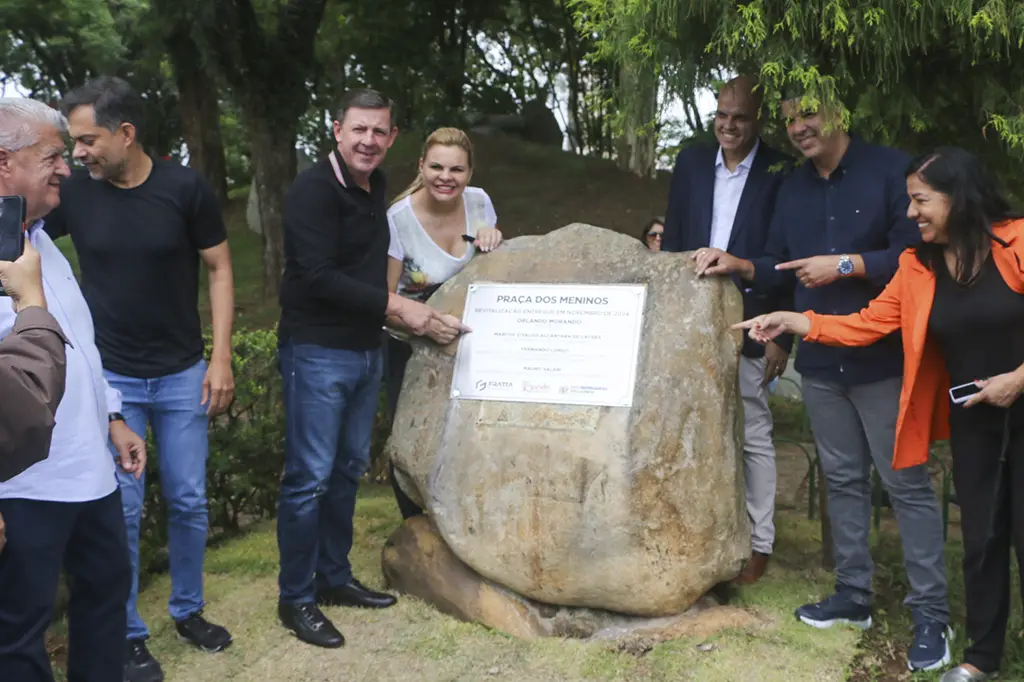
[449, 282, 646, 407]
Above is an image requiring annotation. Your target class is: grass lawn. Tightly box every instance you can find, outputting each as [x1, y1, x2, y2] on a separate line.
[68, 486, 859, 682]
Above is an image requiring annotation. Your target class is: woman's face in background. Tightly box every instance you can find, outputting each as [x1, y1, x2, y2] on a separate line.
[646, 221, 664, 251]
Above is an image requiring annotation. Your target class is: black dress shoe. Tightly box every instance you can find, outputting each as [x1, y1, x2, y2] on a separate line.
[316, 578, 398, 609]
[278, 602, 345, 649]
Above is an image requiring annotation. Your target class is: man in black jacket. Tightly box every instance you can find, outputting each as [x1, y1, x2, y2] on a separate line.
[276, 88, 465, 648]
[663, 75, 792, 585]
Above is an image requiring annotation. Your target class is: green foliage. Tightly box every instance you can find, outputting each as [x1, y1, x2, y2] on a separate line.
[578, 0, 1024, 184]
[219, 103, 254, 190]
[138, 328, 284, 570]
[0, 0, 137, 96]
[136, 327, 393, 574]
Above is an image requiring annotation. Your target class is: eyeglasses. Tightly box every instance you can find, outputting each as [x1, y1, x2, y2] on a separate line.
[646, 232, 663, 240]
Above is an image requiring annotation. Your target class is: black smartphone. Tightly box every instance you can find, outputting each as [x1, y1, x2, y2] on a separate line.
[461, 234, 476, 243]
[0, 195, 26, 262]
[0, 196, 26, 297]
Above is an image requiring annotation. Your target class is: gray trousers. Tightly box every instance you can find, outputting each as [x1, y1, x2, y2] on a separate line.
[740, 356, 776, 554]
[802, 376, 949, 624]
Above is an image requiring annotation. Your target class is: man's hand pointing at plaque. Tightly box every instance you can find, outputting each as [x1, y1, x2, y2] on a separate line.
[427, 313, 470, 345]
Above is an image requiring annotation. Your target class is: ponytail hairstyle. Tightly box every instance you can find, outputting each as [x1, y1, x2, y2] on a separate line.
[390, 127, 475, 206]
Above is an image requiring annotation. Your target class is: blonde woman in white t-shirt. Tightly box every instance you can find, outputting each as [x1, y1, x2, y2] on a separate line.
[385, 127, 502, 517]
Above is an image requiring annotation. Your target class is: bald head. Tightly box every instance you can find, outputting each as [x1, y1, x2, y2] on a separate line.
[720, 75, 763, 110]
[714, 76, 762, 165]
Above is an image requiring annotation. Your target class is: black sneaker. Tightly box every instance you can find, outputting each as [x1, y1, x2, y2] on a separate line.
[907, 620, 952, 672]
[123, 639, 164, 682]
[175, 611, 233, 652]
[795, 591, 872, 630]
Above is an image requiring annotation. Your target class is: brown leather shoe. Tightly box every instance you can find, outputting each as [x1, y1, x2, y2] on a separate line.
[732, 551, 770, 585]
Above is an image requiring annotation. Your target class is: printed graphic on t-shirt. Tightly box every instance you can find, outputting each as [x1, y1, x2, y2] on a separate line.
[400, 257, 442, 302]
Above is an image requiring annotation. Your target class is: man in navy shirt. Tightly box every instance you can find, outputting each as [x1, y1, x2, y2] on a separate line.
[695, 91, 950, 673]
[663, 76, 792, 585]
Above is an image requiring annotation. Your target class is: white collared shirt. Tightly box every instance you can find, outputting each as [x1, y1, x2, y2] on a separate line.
[0, 222, 120, 502]
[709, 140, 760, 251]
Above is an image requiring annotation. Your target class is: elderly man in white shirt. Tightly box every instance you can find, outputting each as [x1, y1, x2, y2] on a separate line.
[0, 97, 146, 682]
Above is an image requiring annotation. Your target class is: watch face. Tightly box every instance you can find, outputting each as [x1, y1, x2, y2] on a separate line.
[839, 258, 854, 275]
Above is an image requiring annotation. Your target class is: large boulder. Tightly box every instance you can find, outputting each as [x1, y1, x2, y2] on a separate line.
[382, 516, 757, 641]
[386, 224, 749, 618]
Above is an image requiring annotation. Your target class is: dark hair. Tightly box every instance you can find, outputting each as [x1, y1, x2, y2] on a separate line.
[61, 76, 145, 140]
[335, 88, 393, 125]
[639, 216, 664, 245]
[908, 146, 1023, 281]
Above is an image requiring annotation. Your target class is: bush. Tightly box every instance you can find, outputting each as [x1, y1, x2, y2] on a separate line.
[138, 329, 284, 572]
[137, 328, 393, 574]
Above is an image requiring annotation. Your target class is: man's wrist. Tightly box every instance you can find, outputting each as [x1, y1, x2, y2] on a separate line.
[738, 259, 756, 281]
[837, 254, 855, 277]
[14, 295, 46, 312]
[1012, 366, 1024, 393]
[209, 349, 232, 364]
[386, 292, 405, 316]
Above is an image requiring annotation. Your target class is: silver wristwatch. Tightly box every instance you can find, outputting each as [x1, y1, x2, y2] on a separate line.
[837, 254, 854, 277]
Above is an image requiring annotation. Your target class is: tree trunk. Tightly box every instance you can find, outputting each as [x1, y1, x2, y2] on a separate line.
[615, 58, 659, 178]
[177, 67, 229, 204]
[247, 114, 297, 298]
[164, 23, 229, 204]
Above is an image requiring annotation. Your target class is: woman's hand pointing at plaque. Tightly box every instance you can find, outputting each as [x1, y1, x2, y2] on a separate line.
[732, 311, 811, 345]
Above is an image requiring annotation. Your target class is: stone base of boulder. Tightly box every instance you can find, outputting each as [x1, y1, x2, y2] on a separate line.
[381, 516, 757, 642]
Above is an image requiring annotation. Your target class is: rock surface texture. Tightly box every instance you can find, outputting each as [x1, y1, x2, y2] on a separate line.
[382, 516, 757, 641]
[386, 224, 749, 618]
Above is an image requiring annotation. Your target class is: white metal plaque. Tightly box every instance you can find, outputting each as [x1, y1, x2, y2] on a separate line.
[450, 283, 647, 407]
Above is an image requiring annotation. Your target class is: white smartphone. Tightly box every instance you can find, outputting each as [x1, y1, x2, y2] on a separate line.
[949, 381, 982, 405]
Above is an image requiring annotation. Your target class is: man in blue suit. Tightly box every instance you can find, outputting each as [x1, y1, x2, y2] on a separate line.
[662, 75, 792, 585]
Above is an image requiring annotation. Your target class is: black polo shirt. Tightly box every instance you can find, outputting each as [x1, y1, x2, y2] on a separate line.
[278, 153, 391, 350]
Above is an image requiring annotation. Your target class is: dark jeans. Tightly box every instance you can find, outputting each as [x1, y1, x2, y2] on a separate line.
[0, 491, 131, 682]
[277, 341, 383, 605]
[949, 414, 1024, 674]
[384, 335, 423, 520]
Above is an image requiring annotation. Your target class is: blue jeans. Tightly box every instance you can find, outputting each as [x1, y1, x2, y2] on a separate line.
[277, 342, 382, 605]
[106, 359, 210, 641]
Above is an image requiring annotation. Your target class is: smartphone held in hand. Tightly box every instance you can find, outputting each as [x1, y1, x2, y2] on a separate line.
[949, 381, 982, 405]
[0, 196, 26, 261]
[0, 196, 27, 297]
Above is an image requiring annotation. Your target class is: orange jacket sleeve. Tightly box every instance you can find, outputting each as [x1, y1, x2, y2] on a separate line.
[803, 253, 909, 347]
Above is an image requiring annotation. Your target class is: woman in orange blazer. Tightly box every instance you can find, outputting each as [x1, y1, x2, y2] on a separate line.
[735, 147, 1024, 682]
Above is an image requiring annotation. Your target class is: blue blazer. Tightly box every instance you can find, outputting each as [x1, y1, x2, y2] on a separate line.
[661, 140, 794, 358]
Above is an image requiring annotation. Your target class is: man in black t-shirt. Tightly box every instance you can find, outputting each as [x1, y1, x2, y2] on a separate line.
[45, 76, 235, 682]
